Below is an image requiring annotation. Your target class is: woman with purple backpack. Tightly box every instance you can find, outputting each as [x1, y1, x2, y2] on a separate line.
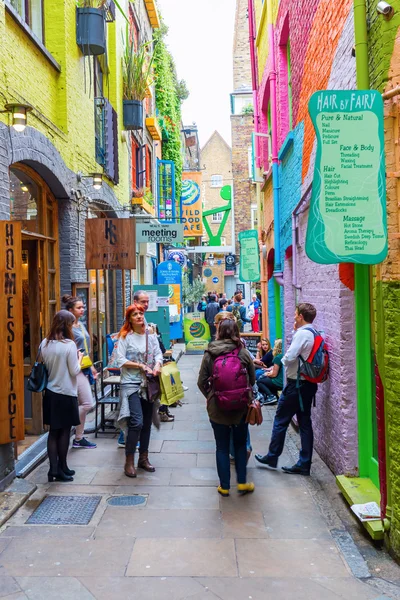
[197, 318, 256, 497]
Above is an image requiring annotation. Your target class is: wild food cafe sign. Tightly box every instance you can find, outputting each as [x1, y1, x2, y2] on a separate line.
[306, 90, 388, 265]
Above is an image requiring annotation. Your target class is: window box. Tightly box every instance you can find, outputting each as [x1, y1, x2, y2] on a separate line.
[143, 0, 160, 28]
[76, 7, 106, 56]
[123, 99, 143, 130]
[145, 116, 161, 140]
[131, 196, 155, 216]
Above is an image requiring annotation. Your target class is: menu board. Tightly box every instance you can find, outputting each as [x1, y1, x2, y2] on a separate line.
[240, 332, 262, 357]
[238, 230, 260, 282]
[306, 90, 387, 265]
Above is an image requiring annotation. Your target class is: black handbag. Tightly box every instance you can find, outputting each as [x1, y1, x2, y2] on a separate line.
[145, 331, 161, 402]
[27, 347, 48, 393]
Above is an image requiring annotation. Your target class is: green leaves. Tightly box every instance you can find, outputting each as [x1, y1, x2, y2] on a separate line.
[122, 38, 154, 102]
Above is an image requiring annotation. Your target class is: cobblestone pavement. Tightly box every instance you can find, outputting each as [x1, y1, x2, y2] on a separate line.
[0, 355, 395, 599]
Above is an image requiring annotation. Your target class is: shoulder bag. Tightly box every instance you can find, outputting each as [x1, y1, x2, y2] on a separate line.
[27, 346, 48, 393]
[145, 331, 161, 402]
[246, 397, 263, 426]
[79, 323, 93, 369]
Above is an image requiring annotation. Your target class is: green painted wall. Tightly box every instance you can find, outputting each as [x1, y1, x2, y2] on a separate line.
[0, 0, 130, 204]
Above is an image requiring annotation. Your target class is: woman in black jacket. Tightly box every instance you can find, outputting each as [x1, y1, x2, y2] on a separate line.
[197, 319, 256, 497]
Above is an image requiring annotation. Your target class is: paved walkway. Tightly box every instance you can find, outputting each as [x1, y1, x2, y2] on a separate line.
[0, 355, 393, 599]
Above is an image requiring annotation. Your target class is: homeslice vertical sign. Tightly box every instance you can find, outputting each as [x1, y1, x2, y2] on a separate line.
[181, 172, 203, 237]
[0, 222, 24, 444]
[306, 90, 388, 264]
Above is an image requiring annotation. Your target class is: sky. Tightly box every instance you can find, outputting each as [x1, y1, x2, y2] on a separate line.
[156, 0, 236, 148]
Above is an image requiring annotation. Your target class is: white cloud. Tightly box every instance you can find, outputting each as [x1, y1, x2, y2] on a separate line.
[156, 0, 235, 147]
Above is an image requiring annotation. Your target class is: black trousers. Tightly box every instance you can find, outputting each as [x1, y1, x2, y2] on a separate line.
[266, 379, 317, 469]
[126, 391, 153, 456]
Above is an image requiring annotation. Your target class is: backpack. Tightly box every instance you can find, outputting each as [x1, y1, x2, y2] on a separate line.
[231, 304, 243, 330]
[298, 327, 329, 384]
[211, 347, 251, 411]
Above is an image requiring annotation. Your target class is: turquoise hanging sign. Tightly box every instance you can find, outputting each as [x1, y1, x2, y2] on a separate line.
[306, 90, 388, 265]
[239, 229, 260, 282]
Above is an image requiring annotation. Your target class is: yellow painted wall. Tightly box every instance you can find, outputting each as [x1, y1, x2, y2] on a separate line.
[0, 0, 130, 204]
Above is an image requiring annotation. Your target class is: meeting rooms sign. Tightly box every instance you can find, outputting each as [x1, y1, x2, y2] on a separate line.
[136, 222, 184, 245]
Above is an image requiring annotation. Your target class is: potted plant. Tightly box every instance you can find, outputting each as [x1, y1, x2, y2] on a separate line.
[76, 0, 107, 56]
[123, 38, 154, 130]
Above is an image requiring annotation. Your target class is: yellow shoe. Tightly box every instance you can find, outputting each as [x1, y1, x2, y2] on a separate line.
[237, 482, 255, 495]
[217, 486, 230, 497]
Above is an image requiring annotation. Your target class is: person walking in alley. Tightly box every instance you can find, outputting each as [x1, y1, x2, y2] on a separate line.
[255, 303, 318, 475]
[116, 303, 163, 478]
[205, 294, 220, 340]
[198, 318, 256, 496]
[40, 310, 83, 482]
[63, 295, 97, 449]
[227, 293, 251, 332]
[249, 294, 261, 332]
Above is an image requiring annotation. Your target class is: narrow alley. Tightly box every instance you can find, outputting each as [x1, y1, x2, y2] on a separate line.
[0, 354, 395, 600]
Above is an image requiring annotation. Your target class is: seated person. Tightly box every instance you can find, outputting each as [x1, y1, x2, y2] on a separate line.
[257, 339, 283, 405]
[253, 338, 273, 379]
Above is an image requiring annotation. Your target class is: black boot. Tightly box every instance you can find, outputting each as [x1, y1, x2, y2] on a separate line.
[48, 468, 74, 482]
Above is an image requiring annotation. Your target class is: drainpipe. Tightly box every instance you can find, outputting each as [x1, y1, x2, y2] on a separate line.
[353, 0, 389, 526]
[267, 6, 283, 338]
[248, 0, 261, 168]
[292, 184, 312, 292]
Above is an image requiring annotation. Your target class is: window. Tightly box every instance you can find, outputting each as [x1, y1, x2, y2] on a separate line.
[287, 41, 293, 129]
[251, 205, 258, 230]
[210, 175, 223, 188]
[9, 0, 44, 42]
[94, 97, 119, 184]
[212, 212, 223, 223]
[230, 94, 253, 115]
[131, 139, 138, 189]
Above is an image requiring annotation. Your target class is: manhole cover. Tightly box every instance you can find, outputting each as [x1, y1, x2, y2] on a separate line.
[107, 495, 147, 507]
[26, 495, 102, 525]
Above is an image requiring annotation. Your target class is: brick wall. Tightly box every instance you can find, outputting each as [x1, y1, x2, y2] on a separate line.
[233, 0, 253, 91]
[231, 114, 257, 256]
[201, 132, 233, 245]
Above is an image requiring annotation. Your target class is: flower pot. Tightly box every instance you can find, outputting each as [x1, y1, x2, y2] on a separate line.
[123, 100, 143, 130]
[76, 8, 106, 56]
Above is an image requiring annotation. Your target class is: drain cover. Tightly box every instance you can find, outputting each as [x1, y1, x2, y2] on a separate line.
[107, 495, 147, 507]
[27, 495, 102, 525]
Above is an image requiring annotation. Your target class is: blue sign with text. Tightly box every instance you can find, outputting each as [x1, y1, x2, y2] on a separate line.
[157, 261, 182, 340]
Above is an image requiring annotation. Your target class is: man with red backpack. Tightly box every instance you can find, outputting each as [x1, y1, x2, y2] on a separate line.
[255, 303, 326, 476]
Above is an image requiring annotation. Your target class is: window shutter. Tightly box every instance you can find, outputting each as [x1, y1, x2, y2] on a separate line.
[137, 145, 146, 189]
[104, 98, 119, 184]
[131, 139, 138, 189]
[145, 146, 151, 189]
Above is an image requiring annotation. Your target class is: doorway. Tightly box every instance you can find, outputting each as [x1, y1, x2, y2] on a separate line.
[10, 164, 60, 440]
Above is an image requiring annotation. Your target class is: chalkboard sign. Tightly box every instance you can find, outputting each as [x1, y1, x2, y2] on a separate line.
[240, 332, 262, 357]
[72, 283, 89, 334]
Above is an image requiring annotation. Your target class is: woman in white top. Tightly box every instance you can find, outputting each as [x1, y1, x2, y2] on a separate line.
[116, 303, 163, 478]
[63, 294, 97, 450]
[40, 310, 83, 482]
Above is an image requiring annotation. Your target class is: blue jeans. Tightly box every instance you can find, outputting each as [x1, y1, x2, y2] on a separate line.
[266, 380, 317, 469]
[126, 391, 153, 457]
[211, 419, 248, 489]
[229, 430, 252, 457]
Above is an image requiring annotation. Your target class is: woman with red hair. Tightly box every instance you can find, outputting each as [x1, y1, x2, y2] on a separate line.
[116, 303, 163, 477]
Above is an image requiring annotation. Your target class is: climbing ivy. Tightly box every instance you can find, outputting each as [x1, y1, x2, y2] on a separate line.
[153, 17, 188, 204]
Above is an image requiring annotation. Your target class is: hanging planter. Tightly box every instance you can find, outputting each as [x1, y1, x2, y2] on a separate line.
[123, 100, 143, 130]
[76, 6, 106, 56]
[122, 36, 154, 131]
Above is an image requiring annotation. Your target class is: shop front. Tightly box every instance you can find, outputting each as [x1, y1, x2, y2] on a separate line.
[9, 163, 60, 439]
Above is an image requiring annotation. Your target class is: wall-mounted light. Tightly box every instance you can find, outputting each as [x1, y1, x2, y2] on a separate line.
[92, 173, 103, 190]
[20, 181, 30, 193]
[208, 253, 215, 266]
[377, 1, 395, 19]
[0, 103, 33, 132]
[77, 172, 103, 190]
